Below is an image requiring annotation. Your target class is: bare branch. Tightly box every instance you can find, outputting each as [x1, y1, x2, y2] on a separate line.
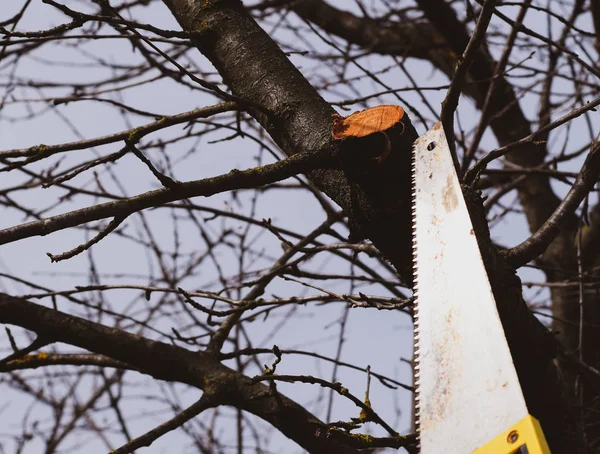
[0, 147, 339, 247]
[504, 136, 600, 267]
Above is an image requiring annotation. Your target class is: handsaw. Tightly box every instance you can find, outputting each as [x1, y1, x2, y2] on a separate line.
[411, 124, 550, 453]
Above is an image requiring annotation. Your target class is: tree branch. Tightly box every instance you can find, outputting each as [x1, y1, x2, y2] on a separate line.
[465, 97, 600, 184]
[0, 293, 364, 453]
[112, 396, 216, 454]
[162, 0, 420, 282]
[0, 102, 237, 161]
[287, 0, 463, 94]
[504, 136, 600, 267]
[0, 146, 339, 247]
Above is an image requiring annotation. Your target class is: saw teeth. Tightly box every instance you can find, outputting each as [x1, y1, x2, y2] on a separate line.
[410, 142, 421, 442]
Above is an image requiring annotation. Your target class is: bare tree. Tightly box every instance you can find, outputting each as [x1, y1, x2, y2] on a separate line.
[1, 0, 599, 452]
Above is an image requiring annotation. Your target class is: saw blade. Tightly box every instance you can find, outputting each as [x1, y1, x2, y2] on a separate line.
[411, 124, 529, 453]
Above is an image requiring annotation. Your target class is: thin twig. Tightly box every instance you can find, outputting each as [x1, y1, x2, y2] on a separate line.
[0, 102, 237, 161]
[127, 143, 179, 189]
[46, 215, 127, 262]
[111, 396, 215, 454]
[252, 373, 398, 436]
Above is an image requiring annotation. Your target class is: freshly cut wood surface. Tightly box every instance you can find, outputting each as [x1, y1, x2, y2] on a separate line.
[332, 105, 404, 139]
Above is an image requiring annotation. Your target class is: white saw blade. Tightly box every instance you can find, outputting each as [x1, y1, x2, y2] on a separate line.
[411, 124, 528, 453]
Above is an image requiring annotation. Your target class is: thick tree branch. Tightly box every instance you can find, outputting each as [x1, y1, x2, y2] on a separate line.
[163, 0, 419, 282]
[0, 293, 365, 453]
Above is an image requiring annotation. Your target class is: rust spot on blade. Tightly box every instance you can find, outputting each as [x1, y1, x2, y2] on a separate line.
[422, 306, 462, 429]
[442, 173, 458, 211]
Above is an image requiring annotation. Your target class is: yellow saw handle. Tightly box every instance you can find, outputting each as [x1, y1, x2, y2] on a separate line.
[473, 415, 550, 454]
